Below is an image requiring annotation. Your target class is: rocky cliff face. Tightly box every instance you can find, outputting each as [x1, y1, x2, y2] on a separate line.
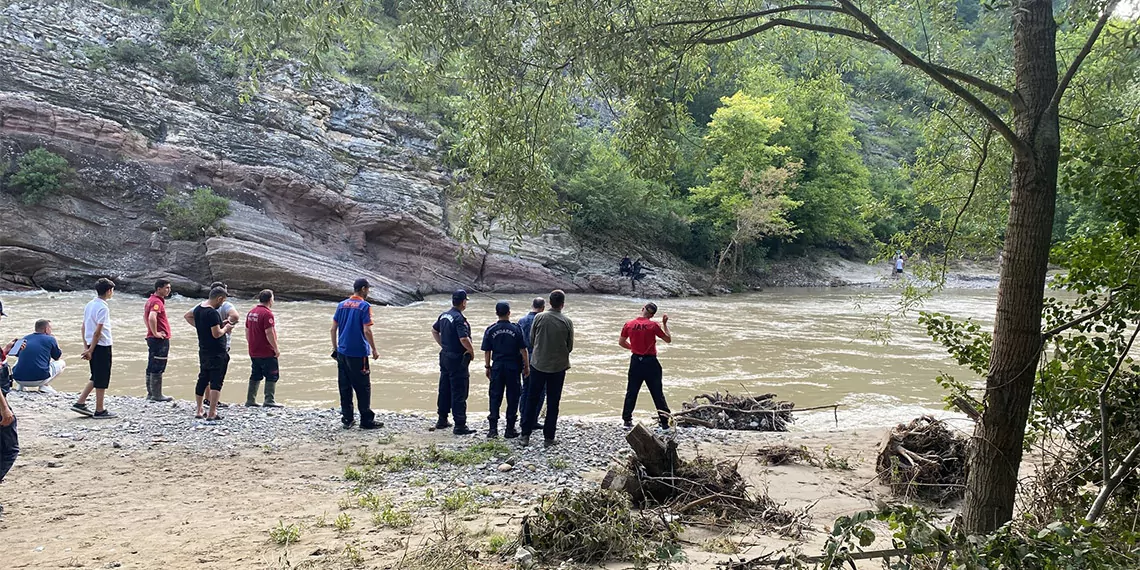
[0, 0, 704, 304]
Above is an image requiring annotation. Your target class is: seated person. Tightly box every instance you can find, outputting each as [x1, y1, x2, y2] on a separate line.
[10, 319, 65, 392]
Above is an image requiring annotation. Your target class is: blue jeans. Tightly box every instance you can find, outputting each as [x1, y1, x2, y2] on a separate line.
[1, 414, 17, 483]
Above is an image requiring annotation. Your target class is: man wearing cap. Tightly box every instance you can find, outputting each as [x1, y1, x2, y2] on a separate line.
[481, 301, 529, 439]
[0, 301, 18, 516]
[516, 297, 545, 429]
[432, 290, 476, 435]
[619, 302, 673, 429]
[520, 289, 573, 447]
[331, 279, 381, 429]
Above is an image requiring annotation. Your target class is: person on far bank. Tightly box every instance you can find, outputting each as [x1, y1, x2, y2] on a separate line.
[245, 289, 282, 408]
[481, 301, 529, 439]
[433, 290, 476, 435]
[619, 302, 673, 429]
[894, 253, 905, 278]
[331, 279, 381, 429]
[520, 290, 573, 448]
[72, 278, 118, 418]
[10, 320, 64, 392]
[517, 297, 546, 428]
[189, 287, 235, 421]
[144, 279, 174, 402]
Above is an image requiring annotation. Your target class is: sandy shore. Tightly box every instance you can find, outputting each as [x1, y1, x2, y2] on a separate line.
[0, 390, 907, 569]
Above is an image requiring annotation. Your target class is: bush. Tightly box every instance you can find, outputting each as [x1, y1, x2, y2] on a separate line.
[108, 39, 150, 65]
[156, 187, 230, 240]
[161, 10, 208, 46]
[164, 52, 203, 84]
[8, 148, 72, 205]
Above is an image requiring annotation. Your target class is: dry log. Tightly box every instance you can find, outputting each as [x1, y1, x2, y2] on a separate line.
[625, 423, 679, 477]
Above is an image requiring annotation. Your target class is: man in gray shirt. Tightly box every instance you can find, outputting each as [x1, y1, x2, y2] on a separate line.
[519, 290, 573, 447]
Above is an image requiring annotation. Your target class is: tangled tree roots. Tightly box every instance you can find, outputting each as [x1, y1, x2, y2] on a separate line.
[520, 489, 678, 565]
[876, 416, 968, 505]
[604, 425, 810, 538]
[673, 392, 795, 431]
[755, 444, 811, 466]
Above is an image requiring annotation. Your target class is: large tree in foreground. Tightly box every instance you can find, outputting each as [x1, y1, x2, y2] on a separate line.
[205, 0, 1125, 533]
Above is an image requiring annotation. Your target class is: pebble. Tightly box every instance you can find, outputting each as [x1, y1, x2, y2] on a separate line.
[497, 463, 513, 472]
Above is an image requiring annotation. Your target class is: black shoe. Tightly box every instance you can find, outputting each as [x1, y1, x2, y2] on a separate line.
[518, 434, 530, 446]
[623, 419, 634, 428]
[487, 427, 499, 439]
[245, 402, 261, 407]
[543, 439, 559, 448]
[360, 422, 384, 430]
[504, 426, 520, 439]
[342, 419, 356, 429]
[71, 403, 95, 417]
[435, 419, 452, 430]
[204, 400, 229, 409]
[93, 409, 118, 419]
[263, 402, 284, 408]
[454, 426, 476, 436]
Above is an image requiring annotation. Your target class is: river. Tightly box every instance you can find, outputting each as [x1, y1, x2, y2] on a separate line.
[0, 289, 995, 429]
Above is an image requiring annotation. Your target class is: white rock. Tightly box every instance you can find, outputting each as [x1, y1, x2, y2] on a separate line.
[498, 463, 513, 472]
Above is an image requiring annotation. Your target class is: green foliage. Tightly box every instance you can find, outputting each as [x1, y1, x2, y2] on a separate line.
[7, 148, 72, 205]
[163, 52, 204, 84]
[440, 489, 479, 513]
[333, 512, 354, 532]
[268, 521, 302, 545]
[156, 187, 230, 240]
[161, 8, 209, 46]
[371, 505, 413, 528]
[107, 39, 151, 65]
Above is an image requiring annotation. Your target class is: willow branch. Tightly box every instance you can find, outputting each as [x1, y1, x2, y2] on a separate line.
[941, 128, 993, 281]
[647, 4, 845, 29]
[930, 64, 1014, 101]
[834, 0, 1025, 156]
[1048, 0, 1121, 116]
[699, 18, 875, 46]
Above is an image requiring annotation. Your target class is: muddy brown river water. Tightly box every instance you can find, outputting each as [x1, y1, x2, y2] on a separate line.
[0, 289, 996, 429]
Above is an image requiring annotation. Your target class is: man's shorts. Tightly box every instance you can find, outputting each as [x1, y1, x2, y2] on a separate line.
[89, 344, 112, 389]
[199, 353, 230, 391]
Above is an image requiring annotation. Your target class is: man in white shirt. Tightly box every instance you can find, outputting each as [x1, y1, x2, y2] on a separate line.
[72, 278, 117, 418]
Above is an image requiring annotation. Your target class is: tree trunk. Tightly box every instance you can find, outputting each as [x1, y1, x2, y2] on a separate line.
[961, 0, 1060, 534]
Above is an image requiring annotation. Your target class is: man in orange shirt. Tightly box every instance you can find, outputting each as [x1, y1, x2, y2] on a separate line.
[619, 302, 672, 429]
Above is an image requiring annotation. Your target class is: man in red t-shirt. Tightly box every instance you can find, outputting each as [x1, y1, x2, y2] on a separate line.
[245, 289, 282, 407]
[618, 302, 673, 429]
[144, 279, 174, 402]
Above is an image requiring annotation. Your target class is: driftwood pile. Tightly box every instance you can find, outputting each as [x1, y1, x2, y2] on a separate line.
[876, 415, 968, 505]
[602, 425, 808, 537]
[674, 392, 796, 431]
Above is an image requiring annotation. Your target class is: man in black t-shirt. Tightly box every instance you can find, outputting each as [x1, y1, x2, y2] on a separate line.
[480, 301, 530, 439]
[187, 287, 235, 421]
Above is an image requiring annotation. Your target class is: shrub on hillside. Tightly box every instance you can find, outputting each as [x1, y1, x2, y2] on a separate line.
[157, 187, 230, 240]
[8, 148, 72, 205]
[164, 52, 204, 84]
[108, 39, 151, 64]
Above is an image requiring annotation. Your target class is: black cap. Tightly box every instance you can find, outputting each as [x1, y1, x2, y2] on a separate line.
[353, 278, 370, 292]
[0, 300, 6, 317]
[495, 301, 510, 316]
[452, 290, 468, 304]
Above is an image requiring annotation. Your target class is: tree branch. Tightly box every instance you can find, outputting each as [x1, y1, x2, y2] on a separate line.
[647, 4, 846, 29]
[1048, 0, 1121, 116]
[941, 128, 993, 281]
[699, 18, 876, 46]
[1041, 285, 1132, 338]
[833, 0, 1026, 156]
[929, 64, 1014, 101]
[1097, 319, 1140, 492]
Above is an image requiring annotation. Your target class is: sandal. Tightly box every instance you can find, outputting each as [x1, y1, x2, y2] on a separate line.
[206, 415, 223, 421]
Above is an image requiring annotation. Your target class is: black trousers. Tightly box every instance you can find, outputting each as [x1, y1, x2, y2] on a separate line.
[621, 355, 671, 425]
[488, 365, 522, 424]
[146, 337, 169, 375]
[522, 368, 565, 441]
[250, 357, 280, 383]
[437, 352, 471, 427]
[195, 352, 230, 394]
[337, 354, 375, 426]
[0, 413, 16, 483]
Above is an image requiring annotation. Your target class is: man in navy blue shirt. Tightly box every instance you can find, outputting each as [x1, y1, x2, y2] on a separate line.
[331, 278, 381, 430]
[517, 297, 545, 427]
[433, 290, 476, 435]
[481, 301, 530, 439]
[11, 320, 63, 391]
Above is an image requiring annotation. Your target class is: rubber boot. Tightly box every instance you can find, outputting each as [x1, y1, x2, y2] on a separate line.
[487, 421, 499, 439]
[145, 373, 155, 401]
[151, 373, 173, 402]
[504, 421, 519, 439]
[245, 379, 261, 407]
[263, 381, 283, 408]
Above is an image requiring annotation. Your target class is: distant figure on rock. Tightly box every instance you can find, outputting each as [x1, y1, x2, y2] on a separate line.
[894, 253, 906, 278]
[9, 319, 64, 392]
[631, 259, 647, 290]
[144, 279, 174, 402]
[619, 256, 632, 276]
[189, 286, 235, 421]
[619, 303, 672, 429]
[520, 289, 573, 448]
[71, 278, 117, 418]
[517, 297, 546, 431]
[480, 301, 529, 439]
[245, 289, 282, 408]
[433, 290, 476, 435]
[331, 278, 381, 430]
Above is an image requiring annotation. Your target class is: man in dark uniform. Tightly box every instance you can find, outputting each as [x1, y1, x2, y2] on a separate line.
[481, 301, 529, 439]
[433, 290, 476, 435]
[517, 297, 545, 428]
[619, 256, 632, 276]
